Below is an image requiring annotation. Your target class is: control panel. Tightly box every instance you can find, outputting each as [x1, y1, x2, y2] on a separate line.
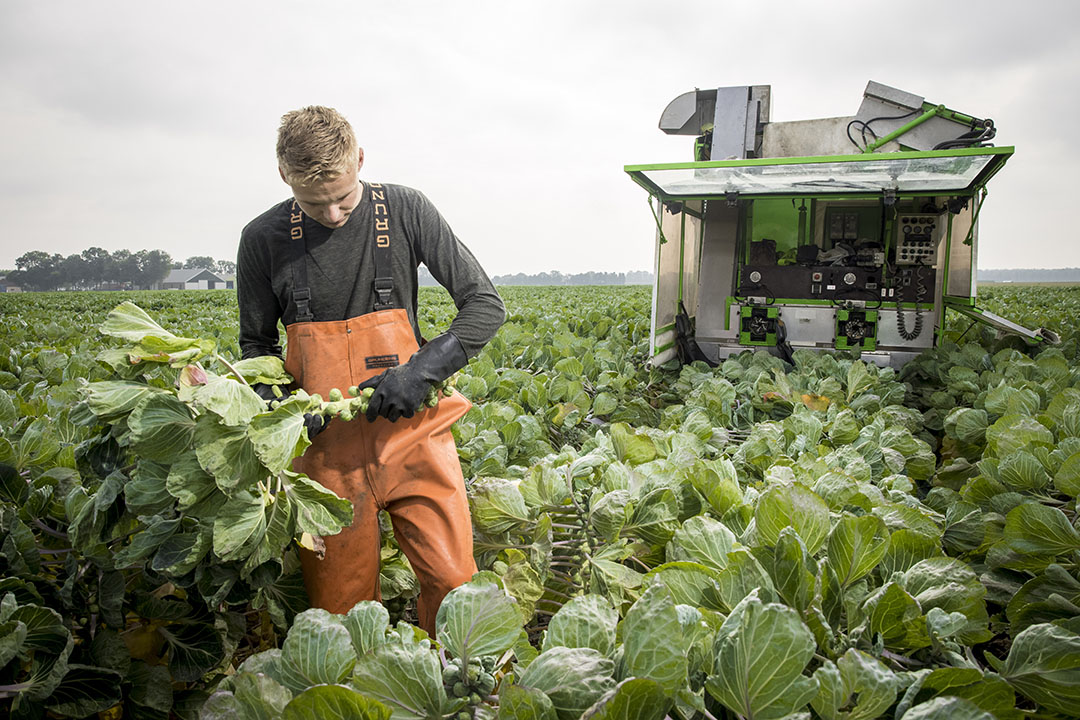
[895, 213, 941, 265]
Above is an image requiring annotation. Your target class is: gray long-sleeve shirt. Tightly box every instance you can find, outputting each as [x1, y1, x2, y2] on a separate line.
[237, 182, 505, 360]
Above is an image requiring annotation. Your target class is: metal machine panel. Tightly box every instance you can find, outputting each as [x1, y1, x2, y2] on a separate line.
[855, 81, 980, 152]
[695, 203, 740, 340]
[875, 308, 936, 349]
[779, 306, 838, 345]
[682, 202, 703, 321]
[650, 202, 685, 360]
[711, 86, 752, 160]
[946, 203, 977, 299]
[762, 116, 902, 157]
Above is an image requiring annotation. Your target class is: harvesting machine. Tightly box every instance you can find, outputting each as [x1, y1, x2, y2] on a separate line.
[626, 81, 1055, 368]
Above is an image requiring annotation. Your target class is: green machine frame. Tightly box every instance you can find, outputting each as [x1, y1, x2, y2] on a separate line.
[627, 115, 1048, 368]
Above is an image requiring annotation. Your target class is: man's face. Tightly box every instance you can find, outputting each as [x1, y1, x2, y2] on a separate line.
[282, 159, 363, 229]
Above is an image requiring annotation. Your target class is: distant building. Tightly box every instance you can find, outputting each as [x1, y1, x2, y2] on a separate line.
[154, 268, 234, 291]
[0, 275, 21, 293]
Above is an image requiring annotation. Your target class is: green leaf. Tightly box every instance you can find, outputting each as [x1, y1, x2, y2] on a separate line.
[469, 478, 531, 533]
[986, 621, 1080, 715]
[771, 527, 815, 614]
[1055, 452, 1080, 496]
[896, 667, 1019, 720]
[128, 661, 173, 712]
[899, 696, 994, 720]
[904, 558, 990, 644]
[754, 482, 830, 554]
[232, 355, 293, 386]
[827, 515, 890, 588]
[126, 460, 175, 516]
[688, 458, 743, 516]
[1007, 563, 1080, 634]
[619, 584, 687, 695]
[213, 489, 267, 562]
[624, 488, 680, 547]
[191, 373, 266, 426]
[705, 590, 818, 720]
[285, 472, 353, 536]
[880, 529, 942, 578]
[714, 548, 777, 612]
[351, 637, 449, 720]
[0, 619, 27, 668]
[100, 301, 215, 365]
[862, 582, 931, 651]
[517, 646, 616, 720]
[127, 390, 195, 459]
[242, 492, 296, 575]
[231, 670, 293, 718]
[249, 400, 312, 475]
[542, 594, 618, 657]
[160, 620, 225, 683]
[436, 580, 522, 664]
[343, 601, 391, 656]
[194, 414, 269, 492]
[811, 649, 898, 720]
[580, 678, 671, 720]
[283, 684, 392, 720]
[498, 684, 557, 720]
[83, 380, 168, 421]
[666, 515, 736, 572]
[611, 423, 657, 466]
[278, 609, 356, 693]
[642, 562, 723, 610]
[1002, 502, 1080, 557]
[44, 663, 124, 718]
[165, 451, 220, 511]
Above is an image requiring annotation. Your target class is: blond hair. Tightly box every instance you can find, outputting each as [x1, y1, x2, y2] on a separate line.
[276, 106, 359, 186]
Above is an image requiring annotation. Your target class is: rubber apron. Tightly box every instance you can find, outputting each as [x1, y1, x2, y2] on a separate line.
[282, 184, 477, 634]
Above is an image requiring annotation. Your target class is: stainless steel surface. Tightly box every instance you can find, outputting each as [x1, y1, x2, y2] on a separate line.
[694, 202, 740, 341]
[711, 86, 753, 160]
[946, 203, 977, 298]
[855, 81, 977, 152]
[777, 306, 838, 345]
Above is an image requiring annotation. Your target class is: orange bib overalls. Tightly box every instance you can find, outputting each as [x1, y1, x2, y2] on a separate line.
[282, 184, 477, 634]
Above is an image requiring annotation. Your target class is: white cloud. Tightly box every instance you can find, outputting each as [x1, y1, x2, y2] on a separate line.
[1, 0, 1078, 273]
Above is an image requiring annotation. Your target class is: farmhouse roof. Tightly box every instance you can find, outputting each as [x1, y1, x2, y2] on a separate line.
[163, 268, 228, 284]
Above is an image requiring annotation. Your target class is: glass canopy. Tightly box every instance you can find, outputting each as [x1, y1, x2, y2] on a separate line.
[625, 148, 1012, 198]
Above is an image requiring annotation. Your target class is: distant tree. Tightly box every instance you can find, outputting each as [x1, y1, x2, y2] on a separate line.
[111, 249, 139, 286]
[81, 247, 112, 289]
[216, 259, 236, 276]
[13, 251, 64, 291]
[184, 256, 217, 270]
[59, 254, 88, 289]
[172, 261, 183, 269]
[138, 250, 174, 289]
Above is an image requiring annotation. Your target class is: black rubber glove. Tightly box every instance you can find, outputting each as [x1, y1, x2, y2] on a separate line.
[251, 383, 330, 439]
[359, 332, 467, 423]
[251, 382, 279, 408]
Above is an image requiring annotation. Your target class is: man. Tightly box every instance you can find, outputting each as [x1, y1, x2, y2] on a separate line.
[237, 105, 505, 634]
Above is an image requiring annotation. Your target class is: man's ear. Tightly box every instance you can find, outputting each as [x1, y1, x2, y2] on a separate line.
[278, 166, 289, 184]
[357, 148, 365, 172]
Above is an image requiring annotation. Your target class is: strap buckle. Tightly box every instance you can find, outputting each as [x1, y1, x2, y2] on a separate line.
[373, 277, 394, 311]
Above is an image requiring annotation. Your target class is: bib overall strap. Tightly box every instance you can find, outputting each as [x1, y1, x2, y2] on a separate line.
[367, 182, 396, 311]
[288, 200, 315, 323]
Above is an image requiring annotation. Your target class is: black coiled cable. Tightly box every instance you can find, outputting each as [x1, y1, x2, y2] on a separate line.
[896, 267, 926, 340]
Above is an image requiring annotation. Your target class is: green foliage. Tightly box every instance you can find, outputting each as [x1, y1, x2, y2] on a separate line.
[2, 284, 1080, 719]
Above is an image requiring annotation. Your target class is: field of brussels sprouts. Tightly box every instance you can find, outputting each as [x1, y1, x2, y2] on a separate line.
[2, 284, 1080, 720]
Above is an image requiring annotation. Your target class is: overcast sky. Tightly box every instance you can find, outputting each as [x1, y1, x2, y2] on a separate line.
[1, 1, 1077, 275]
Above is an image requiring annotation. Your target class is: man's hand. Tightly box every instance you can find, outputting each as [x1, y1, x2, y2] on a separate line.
[252, 383, 330, 439]
[251, 382, 280, 407]
[358, 366, 429, 423]
[358, 333, 467, 423]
